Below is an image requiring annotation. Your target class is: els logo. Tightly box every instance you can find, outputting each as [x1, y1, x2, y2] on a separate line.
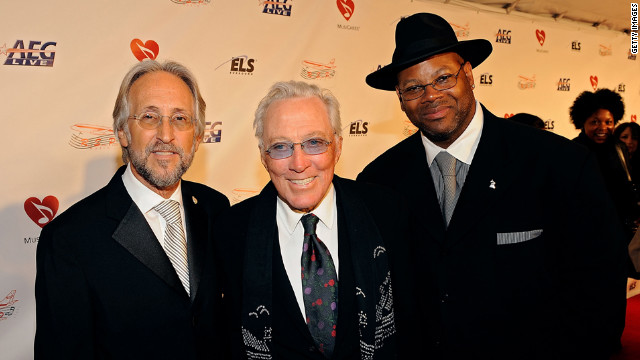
[557, 78, 570, 91]
[130, 39, 159, 61]
[479, 73, 493, 86]
[24, 196, 59, 228]
[203, 121, 222, 143]
[571, 41, 581, 51]
[0, 290, 18, 322]
[618, 83, 626, 92]
[495, 29, 511, 44]
[261, 0, 292, 16]
[590, 75, 598, 91]
[215, 55, 256, 75]
[337, 0, 355, 21]
[3, 40, 56, 67]
[344, 120, 368, 136]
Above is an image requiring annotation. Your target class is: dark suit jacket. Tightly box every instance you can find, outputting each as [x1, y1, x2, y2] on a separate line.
[357, 107, 628, 360]
[216, 176, 416, 359]
[34, 165, 230, 359]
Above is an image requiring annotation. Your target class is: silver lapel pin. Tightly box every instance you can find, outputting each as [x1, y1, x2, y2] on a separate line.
[489, 179, 496, 189]
[192, 196, 198, 204]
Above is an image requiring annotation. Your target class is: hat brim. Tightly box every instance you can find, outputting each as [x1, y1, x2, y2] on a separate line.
[366, 39, 493, 91]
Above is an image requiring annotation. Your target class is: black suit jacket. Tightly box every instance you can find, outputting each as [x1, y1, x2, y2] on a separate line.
[358, 107, 628, 360]
[216, 176, 416, 359]
[34, 165, 230, 359]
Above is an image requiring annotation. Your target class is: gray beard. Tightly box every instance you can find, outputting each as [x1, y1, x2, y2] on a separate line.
[129, 141, 196, 189]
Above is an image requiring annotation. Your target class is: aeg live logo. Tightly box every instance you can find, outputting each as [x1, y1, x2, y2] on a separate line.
[3, 40, 57, 67]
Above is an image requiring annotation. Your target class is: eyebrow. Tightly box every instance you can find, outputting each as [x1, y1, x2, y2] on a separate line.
[398, 65, 457, 88]
[267, 131, 331, 144]
[138, 105, 192, 114]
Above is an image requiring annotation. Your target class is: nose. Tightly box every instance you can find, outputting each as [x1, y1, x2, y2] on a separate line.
[420, 85, 441, 103]
[156, 117, 175, 143]
[288, 144, 310, 173]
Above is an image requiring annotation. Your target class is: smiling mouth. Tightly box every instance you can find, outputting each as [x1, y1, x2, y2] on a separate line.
[290, 177, 315, 186]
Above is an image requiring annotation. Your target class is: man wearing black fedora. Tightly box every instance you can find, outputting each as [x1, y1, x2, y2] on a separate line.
[358, 13, 627, 359]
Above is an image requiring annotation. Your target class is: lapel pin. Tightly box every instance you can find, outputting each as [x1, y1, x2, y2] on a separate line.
[489, 179, 496, 189]
[192, 196, 198, 204]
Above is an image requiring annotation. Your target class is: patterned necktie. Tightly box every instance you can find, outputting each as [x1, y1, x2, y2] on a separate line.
[154, 200, 190, 295]
[300, 213, 338, 357]
[434, 151, 457, 226]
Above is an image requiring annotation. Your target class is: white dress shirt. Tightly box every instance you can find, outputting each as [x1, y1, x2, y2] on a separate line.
[276, 184, 339, 319]
[121, 163, 187, 247]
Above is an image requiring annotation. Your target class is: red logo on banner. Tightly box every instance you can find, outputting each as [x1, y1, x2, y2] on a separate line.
[632, 115, 637, 123]
[24, 196, 59, 228]
[130, 39, 159, 61]
[504, 113, 515, 118]
[590, 75, 598, 90]
[535, 29, 545, 46]
[337, 0, 354, 21]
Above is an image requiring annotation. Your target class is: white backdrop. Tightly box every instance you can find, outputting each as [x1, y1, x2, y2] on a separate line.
[1, 0, 638, 358]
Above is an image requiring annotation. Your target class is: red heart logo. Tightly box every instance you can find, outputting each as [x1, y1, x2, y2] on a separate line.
[130, 39, 159, 61]
[535, 29, 545, 46]
[337, 0, 355, 21]
[590, 75, 598, 90]
[504, 113, 515, 118]
[24, 196, 59, 228]
[632, 115, 637, 122]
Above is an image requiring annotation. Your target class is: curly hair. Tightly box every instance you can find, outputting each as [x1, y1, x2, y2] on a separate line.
[569, 88, 625, 130]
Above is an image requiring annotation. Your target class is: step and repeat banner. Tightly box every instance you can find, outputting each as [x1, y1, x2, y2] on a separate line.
[1, 0, 638, 357]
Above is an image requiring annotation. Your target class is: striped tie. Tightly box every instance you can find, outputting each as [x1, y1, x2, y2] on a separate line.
[434, 151, 457, 226]
[154, 200, 190, 295]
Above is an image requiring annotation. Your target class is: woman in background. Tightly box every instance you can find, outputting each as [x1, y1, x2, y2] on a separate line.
[614, 122, 640, 183]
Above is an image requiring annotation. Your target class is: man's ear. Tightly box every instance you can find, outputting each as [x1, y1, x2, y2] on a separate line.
[118, 128, 129, 147]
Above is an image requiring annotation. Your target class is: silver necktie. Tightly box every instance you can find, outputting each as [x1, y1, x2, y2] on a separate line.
[434, 152, 457, 226]
[154, 200, 190, 295]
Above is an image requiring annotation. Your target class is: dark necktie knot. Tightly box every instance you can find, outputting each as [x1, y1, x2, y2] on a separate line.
[301, 213, 319, 236]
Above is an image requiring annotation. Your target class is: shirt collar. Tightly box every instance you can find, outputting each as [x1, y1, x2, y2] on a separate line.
[121, 163, 183, 214]
[421, 100, 484, 166]
[276, 183, 336, 235]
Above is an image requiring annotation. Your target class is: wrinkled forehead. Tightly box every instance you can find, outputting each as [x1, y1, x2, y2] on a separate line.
[263, 97, 333, 141]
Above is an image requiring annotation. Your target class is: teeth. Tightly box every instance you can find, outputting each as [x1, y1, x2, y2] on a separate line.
[290, 177, 314, 185]
[155, 151, 174, 155]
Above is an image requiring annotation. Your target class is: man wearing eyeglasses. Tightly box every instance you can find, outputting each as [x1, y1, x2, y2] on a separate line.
[215, 81, 415, 359]
[358, 13, 627, 360]
[35, 60, 229, 359]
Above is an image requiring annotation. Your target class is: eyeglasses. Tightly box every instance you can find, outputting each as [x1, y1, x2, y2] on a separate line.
[129, 112, 196, 131]
[265, 138, 333, 159]
[397, 63, 465, 101]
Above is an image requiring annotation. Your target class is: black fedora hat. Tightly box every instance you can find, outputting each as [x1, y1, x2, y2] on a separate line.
[366, 13, 493, 91]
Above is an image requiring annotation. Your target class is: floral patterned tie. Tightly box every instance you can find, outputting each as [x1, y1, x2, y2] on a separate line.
[301, 213, 338, 357]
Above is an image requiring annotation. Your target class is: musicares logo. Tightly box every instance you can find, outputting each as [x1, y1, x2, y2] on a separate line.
[535, 29, 545, 46]
[504, 113, 515, 118]
[130, 39, 159, 61]
[24, 196, 59, 228]
[590, 75, 598, 91]
[337, 0, 355, 21]
[632, 115, 637, 123]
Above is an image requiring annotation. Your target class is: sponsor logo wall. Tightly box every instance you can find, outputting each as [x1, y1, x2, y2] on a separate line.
[1, 0, 638, 357]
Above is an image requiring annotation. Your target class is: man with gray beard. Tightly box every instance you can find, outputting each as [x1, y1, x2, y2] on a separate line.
[35, 60, 229, 359]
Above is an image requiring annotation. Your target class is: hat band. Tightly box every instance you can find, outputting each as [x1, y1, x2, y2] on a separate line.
[392, 37, 459, 63]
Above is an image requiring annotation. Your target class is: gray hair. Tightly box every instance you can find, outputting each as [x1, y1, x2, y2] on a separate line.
[112, 60, 206, 162]
[253, 81, 341, 148]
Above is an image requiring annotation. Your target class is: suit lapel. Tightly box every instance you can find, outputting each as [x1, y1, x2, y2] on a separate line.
[107, 167, 187, 297]
[182, 182, 207, 301]
[402, 133, 447, 242]
[446, 108, 517, 244]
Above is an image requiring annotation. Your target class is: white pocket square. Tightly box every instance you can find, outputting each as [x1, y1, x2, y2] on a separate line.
[497, 229, 543, 245]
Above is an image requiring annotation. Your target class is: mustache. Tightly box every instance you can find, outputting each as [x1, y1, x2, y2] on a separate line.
[145, 142, 184, 156]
